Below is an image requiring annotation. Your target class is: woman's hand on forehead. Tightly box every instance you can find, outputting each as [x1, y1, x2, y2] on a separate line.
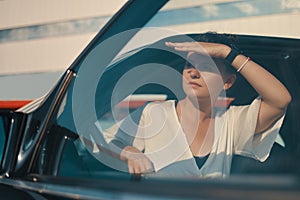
[165, 41, 231, 59]
[166, 42, 225, 74]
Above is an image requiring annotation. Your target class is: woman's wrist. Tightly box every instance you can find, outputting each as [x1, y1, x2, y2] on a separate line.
[222, 45, 232, 59]
[231, 54, 251, 72]
[224, 45, 241, 63]
[120, 146, 142, 160]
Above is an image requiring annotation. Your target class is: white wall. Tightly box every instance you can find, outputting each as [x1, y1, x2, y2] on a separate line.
[0, 0, 126, 99]
[0, 0, 127, 29]
[168, 13, 300, 39]
[0, 0, 299, 100]
[0, 33, 96, 75]
[0, 0, 127, 75]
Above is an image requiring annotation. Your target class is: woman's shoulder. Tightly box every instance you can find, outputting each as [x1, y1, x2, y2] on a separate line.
[146, 99, 176, 107]
[227, 97, 261, 112]
[143, 100, 176, 113]
[215, 97, 262, 119]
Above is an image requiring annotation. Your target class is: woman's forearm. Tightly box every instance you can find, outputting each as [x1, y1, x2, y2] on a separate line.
[230, 53, 291, 109]
[219, 44, 291, 133]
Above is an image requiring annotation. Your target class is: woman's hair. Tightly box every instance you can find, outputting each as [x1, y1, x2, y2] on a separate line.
[193, 32, 238, 46]
[193, 32, 238, 75]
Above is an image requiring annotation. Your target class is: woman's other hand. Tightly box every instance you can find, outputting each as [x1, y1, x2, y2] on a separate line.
[120, 146, 154, 174]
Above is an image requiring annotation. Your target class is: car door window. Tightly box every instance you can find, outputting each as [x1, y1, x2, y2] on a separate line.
[34, 0, 300, 180]
[56, 37, 298, 179]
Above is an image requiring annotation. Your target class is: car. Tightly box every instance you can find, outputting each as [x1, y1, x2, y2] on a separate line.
[1, 0, 300, 199]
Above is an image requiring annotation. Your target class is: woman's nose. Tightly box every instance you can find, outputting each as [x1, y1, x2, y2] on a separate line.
[188, 68, 200, 79]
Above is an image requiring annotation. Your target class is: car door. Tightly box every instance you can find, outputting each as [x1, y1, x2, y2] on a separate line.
[1, 0, 300, 199]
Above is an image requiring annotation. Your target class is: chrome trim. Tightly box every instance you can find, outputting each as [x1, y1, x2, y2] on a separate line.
[27, 70, 76, 172]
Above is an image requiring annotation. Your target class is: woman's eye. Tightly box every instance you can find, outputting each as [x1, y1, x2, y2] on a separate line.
[185, 62, 195, 69]
[198, 64, 216, 72]
[201, 65, 210, 70]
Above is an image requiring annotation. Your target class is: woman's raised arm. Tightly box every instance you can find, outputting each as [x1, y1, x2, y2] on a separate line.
[166, 41, 292, 134]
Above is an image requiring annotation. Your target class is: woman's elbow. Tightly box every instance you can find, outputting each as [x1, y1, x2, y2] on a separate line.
[267, 89, 292, 110]
[278, 91, 292, 110]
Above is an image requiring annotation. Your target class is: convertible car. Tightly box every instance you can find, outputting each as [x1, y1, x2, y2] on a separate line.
[1, 0, 300, 199]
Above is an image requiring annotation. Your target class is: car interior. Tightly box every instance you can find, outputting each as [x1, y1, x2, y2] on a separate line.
[51, 33, 300, 178]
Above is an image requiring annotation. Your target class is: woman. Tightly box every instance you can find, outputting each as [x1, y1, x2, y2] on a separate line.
[104, 33, 291, 177]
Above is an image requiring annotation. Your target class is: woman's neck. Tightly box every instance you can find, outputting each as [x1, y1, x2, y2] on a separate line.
[180, 96, 215, 120]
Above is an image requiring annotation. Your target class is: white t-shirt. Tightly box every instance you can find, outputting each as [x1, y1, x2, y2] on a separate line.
[101, 99, 285, 178]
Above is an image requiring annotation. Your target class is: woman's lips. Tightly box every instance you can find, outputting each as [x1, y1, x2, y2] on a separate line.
[189, 82, 202, 87]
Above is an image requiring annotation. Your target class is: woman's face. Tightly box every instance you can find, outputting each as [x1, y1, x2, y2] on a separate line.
[182, 53, 227, 101]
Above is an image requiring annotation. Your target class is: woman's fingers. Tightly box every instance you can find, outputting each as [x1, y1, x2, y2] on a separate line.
[140, 157, 153, 173]
[165, 41, 209, 56]
[122, 146, 153, 174]
[128, 160, 135, 174]
[127, 155, 153, 174]
[165, 42, 202, 52]
[165, 41, 229, 58]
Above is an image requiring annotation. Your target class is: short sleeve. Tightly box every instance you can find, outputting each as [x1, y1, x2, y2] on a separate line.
[99, 103, 148, 153]
[231, 98, 285, 162]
